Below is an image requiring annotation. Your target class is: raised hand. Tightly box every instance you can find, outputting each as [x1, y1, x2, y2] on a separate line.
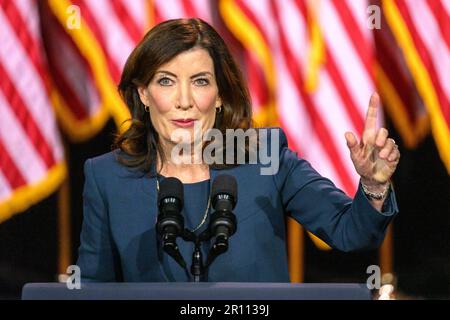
[344, 93, 400, 188]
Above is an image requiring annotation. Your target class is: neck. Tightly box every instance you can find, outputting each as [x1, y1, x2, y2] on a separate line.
[157, 140, 209, 183]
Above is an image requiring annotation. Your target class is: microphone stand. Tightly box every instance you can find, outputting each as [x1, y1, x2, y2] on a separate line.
[181, 229, 215, 282]
[191, 239, 204, 282]
[181, 229, 206, 282]
[170, 218, 236, 282]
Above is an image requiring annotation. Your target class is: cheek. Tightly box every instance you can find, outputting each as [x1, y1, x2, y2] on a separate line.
[194, 90, 219, 112]
[147, 89, 175, 140]
[199, 97, 218, 130]
[148, 108, 166, 135]
[147, 92, 172, 140]
[194, 90, 219, 125]
[148, 89, 173, 112]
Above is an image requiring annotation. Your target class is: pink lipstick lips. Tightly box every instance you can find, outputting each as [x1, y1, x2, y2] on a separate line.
[171, 118, 196, 128]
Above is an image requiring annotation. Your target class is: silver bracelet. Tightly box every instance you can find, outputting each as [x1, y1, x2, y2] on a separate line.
[361, 181, 390, 200]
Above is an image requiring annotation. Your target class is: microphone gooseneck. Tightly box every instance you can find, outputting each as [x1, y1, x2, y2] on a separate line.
[205, 174, 238, 268]
[156, 177, 187, 268]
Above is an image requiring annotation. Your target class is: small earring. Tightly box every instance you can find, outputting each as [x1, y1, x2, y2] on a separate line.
[144, 105, 150, 112]
[216, 105, 222, 113]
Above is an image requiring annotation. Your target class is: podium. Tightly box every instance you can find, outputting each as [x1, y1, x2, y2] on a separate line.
[22, 282, 372, 300]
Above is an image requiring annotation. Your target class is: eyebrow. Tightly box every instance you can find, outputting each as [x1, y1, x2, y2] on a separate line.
[155, 70, 214, 78]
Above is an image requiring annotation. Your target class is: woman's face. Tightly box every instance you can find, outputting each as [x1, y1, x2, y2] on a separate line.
[138, 47, 222, 153]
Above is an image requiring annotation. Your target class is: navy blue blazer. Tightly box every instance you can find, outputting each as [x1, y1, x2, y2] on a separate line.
[77, 128, 398, 282]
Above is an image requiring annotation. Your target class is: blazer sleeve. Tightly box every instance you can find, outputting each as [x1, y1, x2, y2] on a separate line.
[76, 158, 122, 282]
[273, 128, 399, 252]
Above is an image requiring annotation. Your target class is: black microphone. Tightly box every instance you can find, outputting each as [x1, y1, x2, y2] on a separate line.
[156, 177, 186, 268]
[206, 174, 238, 267]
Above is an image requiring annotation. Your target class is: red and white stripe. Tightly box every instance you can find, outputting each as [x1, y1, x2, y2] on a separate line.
[152, 0, 214, 24]
[41, 1, 101, 122]
[81, 0, 143, 82]
[0, 1, 64, 206]
[399, 0, 450, 123]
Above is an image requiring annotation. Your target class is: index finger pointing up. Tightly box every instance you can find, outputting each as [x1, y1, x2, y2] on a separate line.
[364, 92, 380, 132]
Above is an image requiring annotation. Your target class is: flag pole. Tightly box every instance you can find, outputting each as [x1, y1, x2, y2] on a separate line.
[57, 139, 71, 282]
[380, 223, 393, 274]
[287, 217, 304, 283]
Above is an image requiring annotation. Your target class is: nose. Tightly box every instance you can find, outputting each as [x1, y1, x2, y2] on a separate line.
[176, 81, 193, 110]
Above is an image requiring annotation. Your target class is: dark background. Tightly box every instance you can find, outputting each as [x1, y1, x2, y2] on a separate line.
[0, 115, 449, 300]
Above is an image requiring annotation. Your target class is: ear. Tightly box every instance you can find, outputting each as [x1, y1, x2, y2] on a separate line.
[137, 85, 150, 106]
[215, 96, 222, 109]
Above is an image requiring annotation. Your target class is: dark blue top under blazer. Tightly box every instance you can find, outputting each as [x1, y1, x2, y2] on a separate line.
[77, 128, 398, 282]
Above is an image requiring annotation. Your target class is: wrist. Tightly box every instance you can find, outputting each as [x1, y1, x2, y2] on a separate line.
[360, 179, 391, 201]
[360, 177, 389, 191]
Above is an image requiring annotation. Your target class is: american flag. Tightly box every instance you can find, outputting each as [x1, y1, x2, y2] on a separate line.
[381, 0, 450, 173]
[43, 0, 151, 140]
[0, 0, 65, 223]
[219, 0, 380, 257]
[374, 0, 430, 150]
[221, 0, 375, 197]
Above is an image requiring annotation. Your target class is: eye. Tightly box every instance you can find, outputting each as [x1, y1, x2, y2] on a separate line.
[194, 78, 210, 86]
[158, 77, 173, 86]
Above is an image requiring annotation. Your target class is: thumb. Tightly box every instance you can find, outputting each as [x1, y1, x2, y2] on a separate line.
[345, 131, 359, 153]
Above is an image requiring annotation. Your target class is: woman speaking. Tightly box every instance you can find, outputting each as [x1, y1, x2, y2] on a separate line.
[77, 18, 400, 282]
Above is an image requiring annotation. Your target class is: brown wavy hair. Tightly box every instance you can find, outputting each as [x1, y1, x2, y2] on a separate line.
[114, 18, 253, 173]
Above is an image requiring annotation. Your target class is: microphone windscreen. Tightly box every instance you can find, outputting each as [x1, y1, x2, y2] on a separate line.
[158, 177, 184, 206]
[212, 174, 238, 203]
